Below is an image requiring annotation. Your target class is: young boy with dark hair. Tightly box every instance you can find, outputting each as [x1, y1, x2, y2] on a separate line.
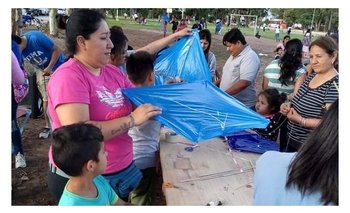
[52, 123, 127, 206]
[126, 51, 162, 205]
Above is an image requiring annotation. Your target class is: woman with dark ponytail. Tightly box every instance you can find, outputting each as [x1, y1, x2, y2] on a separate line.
[263, 38, 307, 99]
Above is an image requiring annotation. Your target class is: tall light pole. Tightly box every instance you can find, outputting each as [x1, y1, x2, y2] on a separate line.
[181, 8, 185, 19]
[116, 9, 119, 21]
[311, 8, 316, 30]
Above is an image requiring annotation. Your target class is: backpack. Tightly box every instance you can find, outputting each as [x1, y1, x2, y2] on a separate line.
[13, 67, 29, 103]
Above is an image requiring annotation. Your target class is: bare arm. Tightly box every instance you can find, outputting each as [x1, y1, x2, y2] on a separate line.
[137, 27, 192, 55]
[55, 103, 161, 141]
[289, 72, 306, 100]
[262, 76, 269, 90]
[43, 44, 63, 76]
[287, 108, 321, 129]
[224, 79, 251, 96]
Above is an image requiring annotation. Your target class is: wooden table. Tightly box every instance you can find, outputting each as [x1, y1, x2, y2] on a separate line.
[159, 130, 261, 206]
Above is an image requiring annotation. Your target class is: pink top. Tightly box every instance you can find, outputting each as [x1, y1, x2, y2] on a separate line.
[47, 58, 134, 174]
[11, 51, 25, 85]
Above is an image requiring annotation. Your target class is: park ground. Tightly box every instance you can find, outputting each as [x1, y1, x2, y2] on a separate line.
[11, 27, 279, 205]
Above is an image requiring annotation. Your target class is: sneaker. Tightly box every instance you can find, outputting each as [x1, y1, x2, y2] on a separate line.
[39, 128, 51, 139]
[15, 153, 26, 169]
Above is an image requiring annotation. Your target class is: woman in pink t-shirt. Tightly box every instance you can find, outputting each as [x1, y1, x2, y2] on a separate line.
[46, 9, 161, 202]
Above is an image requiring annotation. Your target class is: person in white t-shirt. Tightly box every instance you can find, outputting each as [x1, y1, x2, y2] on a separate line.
[274, 25, 280, 42]
[126, 51, 162, 205]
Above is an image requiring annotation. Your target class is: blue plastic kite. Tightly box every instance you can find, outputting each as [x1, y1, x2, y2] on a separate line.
[123, 81, 269, 143]
[154, 30, 211, 85]
[227, 130, 279, 154]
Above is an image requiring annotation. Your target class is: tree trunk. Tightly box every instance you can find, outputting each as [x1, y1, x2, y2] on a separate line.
[328, 12, 333, 31]
[66, 8, 73, 16]
[12, 8, 22, 35]
[11, 8, 17, 35]
[49, 9, 58, 37]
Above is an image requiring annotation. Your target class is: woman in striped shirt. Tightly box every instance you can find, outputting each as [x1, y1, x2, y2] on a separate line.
[280, 36, 339, 152]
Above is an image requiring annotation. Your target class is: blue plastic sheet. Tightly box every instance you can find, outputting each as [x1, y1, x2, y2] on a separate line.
[227, 130, 279, 154]
[154, 30, 211, 85]
[123, 81, 269, 142]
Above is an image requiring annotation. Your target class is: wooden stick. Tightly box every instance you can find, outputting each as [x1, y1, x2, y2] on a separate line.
[180, 168, 253, 183]
[198, 167, 253, 177]
[249, 160, 255, 173]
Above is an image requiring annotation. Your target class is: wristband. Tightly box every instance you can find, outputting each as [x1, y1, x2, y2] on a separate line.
[300, 117, 306, 127]
[302, 118, 306, 127]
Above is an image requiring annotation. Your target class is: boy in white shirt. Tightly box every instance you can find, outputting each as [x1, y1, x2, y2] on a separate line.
[126, 51, 162, 205]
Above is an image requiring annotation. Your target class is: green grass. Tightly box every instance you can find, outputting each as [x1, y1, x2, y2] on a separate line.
[106, 16, 313, 41]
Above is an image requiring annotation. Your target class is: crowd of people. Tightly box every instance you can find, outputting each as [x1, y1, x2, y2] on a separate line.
[11, 9, 339, 206]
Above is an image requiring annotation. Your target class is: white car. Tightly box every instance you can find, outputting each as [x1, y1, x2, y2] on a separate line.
[57, 8, 66, 15]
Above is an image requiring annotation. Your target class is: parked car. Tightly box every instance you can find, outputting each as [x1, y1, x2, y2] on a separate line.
[292, 23, 302, 29]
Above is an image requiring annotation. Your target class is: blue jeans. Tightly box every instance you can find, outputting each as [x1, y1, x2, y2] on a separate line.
[12, 89, 23, 155]
[275, 33, 280, 42]
[102, 161, 142, 201]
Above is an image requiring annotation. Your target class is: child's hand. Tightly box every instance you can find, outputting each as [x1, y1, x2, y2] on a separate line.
[280, 102, 291, 116]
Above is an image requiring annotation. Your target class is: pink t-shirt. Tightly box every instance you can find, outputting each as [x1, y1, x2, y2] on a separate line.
[12, 51, 25, 85]
[47, 58, 134, 174]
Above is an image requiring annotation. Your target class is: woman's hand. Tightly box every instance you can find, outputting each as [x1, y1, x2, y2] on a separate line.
[130, 103, 162, 126]
[174, 27, 192, 39]
[286, 108, 302, 124]
[280, 103, 291, 116]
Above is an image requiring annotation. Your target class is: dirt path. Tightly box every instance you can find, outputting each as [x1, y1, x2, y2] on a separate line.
[11, 28, 277, 205]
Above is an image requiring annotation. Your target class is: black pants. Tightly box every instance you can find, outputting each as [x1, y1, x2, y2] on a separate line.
[285, 136, 302, 152]
[47, 169, 69, 203]
[12, 89, 23, 155]
[279, 116, 288, 152]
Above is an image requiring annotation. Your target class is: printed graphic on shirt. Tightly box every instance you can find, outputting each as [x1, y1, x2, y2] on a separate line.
[96, 86, 131, 120]
[24, 51, 48, 69]
[96, 86, 124, 108]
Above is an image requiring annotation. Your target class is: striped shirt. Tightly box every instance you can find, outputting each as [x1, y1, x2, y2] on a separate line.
[264, 59, 306, 95]
[288, 72, 339, 143]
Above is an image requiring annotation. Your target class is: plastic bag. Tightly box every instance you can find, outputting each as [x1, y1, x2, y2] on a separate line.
[123, 81, 269, 142]
[154, 30, 211, 85]
[13, 72, 29, 103]
[227, 130, 279, 154]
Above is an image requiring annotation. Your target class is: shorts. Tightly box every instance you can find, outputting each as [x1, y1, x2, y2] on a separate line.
[102, 161, 142, 201]
[129, 167, 157, 205]
[35, 69, 50, 101]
